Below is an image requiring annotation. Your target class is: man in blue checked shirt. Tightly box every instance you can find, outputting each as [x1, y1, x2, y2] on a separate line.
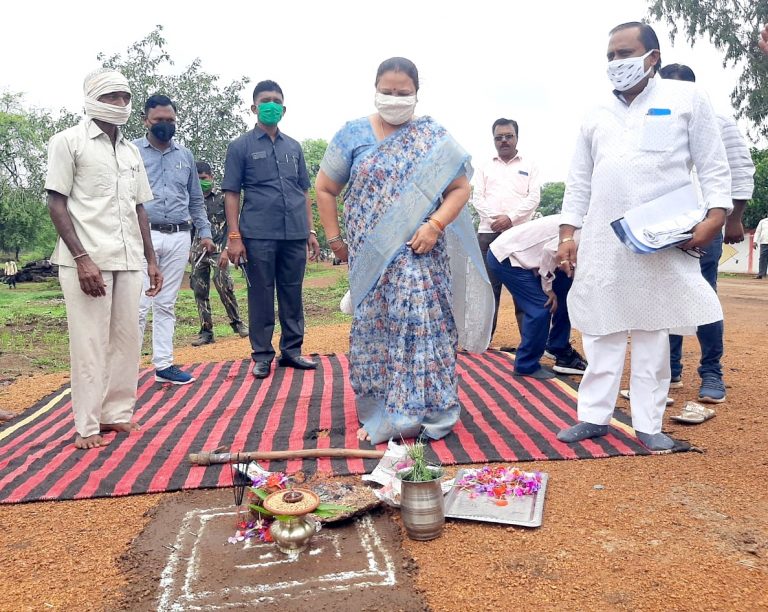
[135, 94, 214, 385]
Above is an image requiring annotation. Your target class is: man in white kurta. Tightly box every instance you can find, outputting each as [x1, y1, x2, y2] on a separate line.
[555, 22, 731, 451]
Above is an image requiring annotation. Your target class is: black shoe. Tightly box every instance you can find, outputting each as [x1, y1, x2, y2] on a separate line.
[191, 331, 214, 347]
[552, 348, 588, 375]
[232, 322, 249, 337]
[278, 354, 318, 370]
[252, 360, 272, 378]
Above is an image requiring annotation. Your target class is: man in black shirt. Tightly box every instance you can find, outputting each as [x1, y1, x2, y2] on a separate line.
[222, 80, 320, 379]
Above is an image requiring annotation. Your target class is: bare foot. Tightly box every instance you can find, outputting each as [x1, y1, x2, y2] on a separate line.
[74, 434, 110, 449]
[100, 422, 140, 433]
[0, 409, 16, 422]
[356, 427, 371, 442]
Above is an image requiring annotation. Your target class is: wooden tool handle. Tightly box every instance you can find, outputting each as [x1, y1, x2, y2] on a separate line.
[189, 448, 385, 465]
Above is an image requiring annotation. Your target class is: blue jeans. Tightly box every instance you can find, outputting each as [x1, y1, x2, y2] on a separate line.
[487, 252, 572, 374]
[669, 232, 723, 380]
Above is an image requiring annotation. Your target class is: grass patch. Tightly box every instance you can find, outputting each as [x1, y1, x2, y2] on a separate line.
[0, 263, 351, 375]
[149, 265, 350, 350]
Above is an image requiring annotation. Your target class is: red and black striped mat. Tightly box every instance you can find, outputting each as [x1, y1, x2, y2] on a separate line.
[0, 351, 683, 504]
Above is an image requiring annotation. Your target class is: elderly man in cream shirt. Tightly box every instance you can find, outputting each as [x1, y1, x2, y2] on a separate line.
[555, 22, 731, 451]
[46, 69, 162, 450]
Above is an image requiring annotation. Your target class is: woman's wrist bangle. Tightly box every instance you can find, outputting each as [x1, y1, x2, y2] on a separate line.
[559, 237, 575, 245]
[72, 252, 89, 260]
[327, 234, 344, 244]
[428, 216, 446, 232]
[228, 232, 242, 240]
[426, 218, 444, 234]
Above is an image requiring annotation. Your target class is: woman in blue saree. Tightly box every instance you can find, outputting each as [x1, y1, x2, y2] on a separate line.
[316, 57, 493, 445]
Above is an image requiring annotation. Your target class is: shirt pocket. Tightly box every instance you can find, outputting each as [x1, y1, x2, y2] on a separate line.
[639, 113, 674, 152]
[276, 153, 299, 181]
[79, 164, 114, 197]
[172, 162, 192, 186]
[246, 150, 277, 181]
[118, 165, 138, 200]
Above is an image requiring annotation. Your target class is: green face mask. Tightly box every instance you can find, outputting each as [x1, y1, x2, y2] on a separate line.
[258, 101, 284, 126]
[199, 179, 213, 192]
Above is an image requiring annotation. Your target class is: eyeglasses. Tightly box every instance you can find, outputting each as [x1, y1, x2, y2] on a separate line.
[494, 134, 516, 142]
[680, 246, 706, 259]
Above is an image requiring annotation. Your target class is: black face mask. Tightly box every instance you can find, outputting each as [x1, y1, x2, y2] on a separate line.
[150, 122, 176, 142]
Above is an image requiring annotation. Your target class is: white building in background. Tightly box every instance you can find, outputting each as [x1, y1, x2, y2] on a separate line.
[719, 231, 760, 274]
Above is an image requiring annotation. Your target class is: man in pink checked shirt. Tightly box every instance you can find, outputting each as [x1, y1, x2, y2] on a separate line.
[472, 117, 541, 342]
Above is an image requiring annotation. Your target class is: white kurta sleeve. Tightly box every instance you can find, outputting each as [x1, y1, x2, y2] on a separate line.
[560, 126, 593, 228]
[688, 90, 732, 212]
[717, 115, 755, 200]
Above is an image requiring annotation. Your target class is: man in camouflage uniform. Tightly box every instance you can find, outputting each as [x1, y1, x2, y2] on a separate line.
[189, 161, 248, 346]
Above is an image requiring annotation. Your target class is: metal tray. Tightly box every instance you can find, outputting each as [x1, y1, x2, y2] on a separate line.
[444, 470, 548, 528]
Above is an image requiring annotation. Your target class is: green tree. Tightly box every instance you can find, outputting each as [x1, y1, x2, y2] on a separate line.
[301, 138, 343, 250]
[538, 181, 565, 216]
[98, 26, 250, 174]
[647, 1, 768, 135]
[745, 148, 768, 229]
[0, 93, 78, 259]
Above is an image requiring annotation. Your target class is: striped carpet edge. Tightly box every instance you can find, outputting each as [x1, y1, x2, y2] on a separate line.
[0, 351, 685, 504]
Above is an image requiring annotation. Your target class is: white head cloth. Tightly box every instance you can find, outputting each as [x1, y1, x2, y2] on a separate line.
[82, 68, 132, 125]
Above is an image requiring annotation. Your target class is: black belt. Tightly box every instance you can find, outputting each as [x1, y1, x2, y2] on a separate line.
[150, 222, 191, 233]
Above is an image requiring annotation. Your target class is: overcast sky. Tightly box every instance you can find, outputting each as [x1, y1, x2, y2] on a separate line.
[2, 0, 754, 182]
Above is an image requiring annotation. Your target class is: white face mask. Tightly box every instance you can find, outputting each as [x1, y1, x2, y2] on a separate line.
[375, 92, 416, 125]
[84, 98, 132, 126]
[606, 50, 655, 92]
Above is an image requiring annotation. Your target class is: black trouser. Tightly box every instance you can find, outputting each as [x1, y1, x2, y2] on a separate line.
[243, 238, 307, 362]
[759, 244, 768, 278]
[7, 274, 16, 288]
[477, 232, 524, 339]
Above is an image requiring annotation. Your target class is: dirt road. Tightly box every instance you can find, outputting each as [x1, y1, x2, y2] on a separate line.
[0, 277, 765, 611]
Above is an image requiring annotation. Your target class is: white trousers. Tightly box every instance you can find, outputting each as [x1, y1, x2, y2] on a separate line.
[138, 230, 191, 370]
[578, 329, 671, 435]
[59, 266, 143, 437]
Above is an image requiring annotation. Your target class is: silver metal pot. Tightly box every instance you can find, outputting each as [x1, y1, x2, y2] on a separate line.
[397, 466, 445, 541]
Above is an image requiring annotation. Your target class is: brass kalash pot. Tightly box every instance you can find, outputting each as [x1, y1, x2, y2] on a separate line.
[262, 489, 321, 554]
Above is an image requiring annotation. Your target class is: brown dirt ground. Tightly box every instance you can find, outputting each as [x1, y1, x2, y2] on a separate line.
[0, 277, 766, 611]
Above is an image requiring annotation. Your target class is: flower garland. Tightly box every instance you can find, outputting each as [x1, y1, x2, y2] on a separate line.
[455, 466, 542, 506]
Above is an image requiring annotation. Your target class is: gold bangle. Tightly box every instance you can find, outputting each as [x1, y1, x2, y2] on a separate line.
[559, 237, 575, 245]
[228, 232, 242, 240]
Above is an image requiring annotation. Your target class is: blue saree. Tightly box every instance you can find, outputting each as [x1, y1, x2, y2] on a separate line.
[320, 116, 493, 444]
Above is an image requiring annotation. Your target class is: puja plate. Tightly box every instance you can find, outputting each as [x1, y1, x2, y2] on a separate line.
[443, 470, 548, 528]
